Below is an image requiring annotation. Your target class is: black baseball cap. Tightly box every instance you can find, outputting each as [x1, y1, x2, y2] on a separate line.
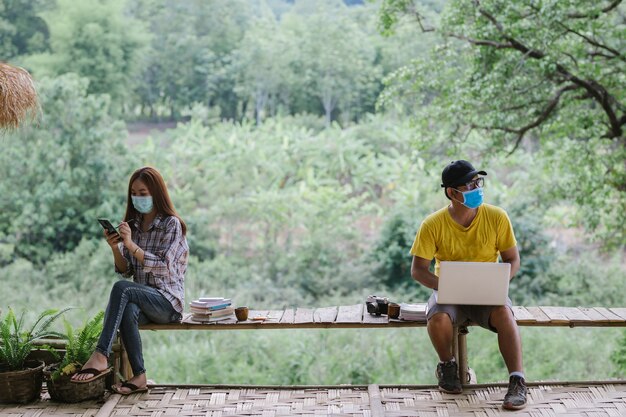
[441, 160, 487, 188]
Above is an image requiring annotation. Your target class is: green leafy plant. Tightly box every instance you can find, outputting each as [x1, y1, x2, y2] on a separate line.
[51, 311, 104, 381]
[0, 307, 69, 371]
[611, 330, 626, 377]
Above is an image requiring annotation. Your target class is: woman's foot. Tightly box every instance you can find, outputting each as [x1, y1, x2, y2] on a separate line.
[71, 351, 109, 382]
[112, 374, 148, 394]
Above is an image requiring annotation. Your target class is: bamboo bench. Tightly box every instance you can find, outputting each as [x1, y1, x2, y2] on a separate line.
[114, 305, 626, 384]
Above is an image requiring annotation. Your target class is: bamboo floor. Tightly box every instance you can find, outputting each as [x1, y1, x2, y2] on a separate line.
[1, 381, 625, 417]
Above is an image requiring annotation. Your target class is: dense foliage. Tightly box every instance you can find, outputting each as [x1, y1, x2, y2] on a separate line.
[1, 0, 624, 384]
[379, 0, 626, 248]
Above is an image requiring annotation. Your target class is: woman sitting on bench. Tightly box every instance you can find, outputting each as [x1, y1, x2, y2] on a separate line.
[71, 166, 188, 395]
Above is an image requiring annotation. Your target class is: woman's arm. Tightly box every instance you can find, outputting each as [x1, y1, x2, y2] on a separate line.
[102, 229, 129, 273]
[118, 221, 145, 266]
[139, 217, 187, 280]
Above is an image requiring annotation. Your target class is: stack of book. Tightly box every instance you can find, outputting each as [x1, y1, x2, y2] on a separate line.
[189, 297, 234, 322]
[399, 303, 427, 321]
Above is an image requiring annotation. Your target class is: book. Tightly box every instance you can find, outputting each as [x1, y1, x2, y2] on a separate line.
[191, 298, 231, 307]
[189, 313, 235, 323]
[399, 303, 427, 321]
[199, 297, 231, 303]
[191, 306, 235, 317]
[189, 301, 232, 310]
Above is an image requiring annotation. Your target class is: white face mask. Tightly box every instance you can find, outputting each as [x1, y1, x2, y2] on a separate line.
[131, 196, 154, 213]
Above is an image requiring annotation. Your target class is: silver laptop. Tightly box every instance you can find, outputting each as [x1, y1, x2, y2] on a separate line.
[437, 261, 511, 305]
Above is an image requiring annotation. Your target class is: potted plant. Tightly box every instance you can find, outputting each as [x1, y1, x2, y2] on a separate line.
[0, 307, 68, 403]
[44, 311, 108, 403]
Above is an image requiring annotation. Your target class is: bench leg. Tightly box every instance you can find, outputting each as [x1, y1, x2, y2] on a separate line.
[112, 333, 133, 384]
[457, 325, 470, 384]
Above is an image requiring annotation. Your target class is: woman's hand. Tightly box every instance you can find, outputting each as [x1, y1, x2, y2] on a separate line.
[118, 221, 134, 248]
[104, 229, 121, 248]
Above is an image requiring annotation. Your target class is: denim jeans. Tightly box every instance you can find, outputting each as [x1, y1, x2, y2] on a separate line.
[96, 280, 181, 376]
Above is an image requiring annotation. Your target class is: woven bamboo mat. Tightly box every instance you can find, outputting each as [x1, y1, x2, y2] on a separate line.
[1, 382, 625, 417]
[111, 386, 372, 416]
[0, 398, 103, 416]
[381, 383, 626, 416]
[107, 382, 626, 417]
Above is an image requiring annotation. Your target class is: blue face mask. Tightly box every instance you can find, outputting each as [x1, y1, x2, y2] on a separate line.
[455, 187, 484, 209]
[131, 196, 154, 214]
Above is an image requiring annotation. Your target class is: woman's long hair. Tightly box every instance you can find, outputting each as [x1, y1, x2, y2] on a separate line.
[123, 166, 187, 235]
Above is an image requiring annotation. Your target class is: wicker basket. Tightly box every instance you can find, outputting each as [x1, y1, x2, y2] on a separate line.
[43, 363, 107, 403]
[0, 360, 44, 404]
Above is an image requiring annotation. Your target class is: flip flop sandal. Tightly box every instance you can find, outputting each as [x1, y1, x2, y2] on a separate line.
[111, 381, 149, 395]
[71, 367, 112, 384]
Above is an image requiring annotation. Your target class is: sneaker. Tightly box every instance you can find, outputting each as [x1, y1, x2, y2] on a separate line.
[502, 375, 527, 410]
[435, 360, 462, 394]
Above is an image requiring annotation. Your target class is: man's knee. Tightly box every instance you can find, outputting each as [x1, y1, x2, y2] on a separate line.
[489, 306, 515, 330]
[428, 312, 453, 329]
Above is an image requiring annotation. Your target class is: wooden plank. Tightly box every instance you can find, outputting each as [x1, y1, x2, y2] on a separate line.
[247, 310, 270, 323]
[313, 306, 338, 323]
[362, 311, 388, 324]
[578, 307, 610, 323]
[511, 306, 536, 323]
[144, 304, 626, 329]
[525, 307, 551, 323]
[335, 304, 363, 323]
[540, 307, 570, 324]
[266, 310, 285, 323]
[609, 308, 626, 321]
[593, 307, 624, 323]
[280, 308, 295, 324]
[560, 307, 593, 323]
[294, 308, 315, 324]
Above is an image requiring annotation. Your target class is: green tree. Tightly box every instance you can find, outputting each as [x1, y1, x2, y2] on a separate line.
[612, 330, 626, 377]
[379, 0, 626, 247]
[129, 0, 253, 120]
[232, 6, 294, 125]
[0, 0, 51, 59]
[0, 74, 132, 264]
[286, 0, 380, 126]
[130, 0, 217, 119]
[25, 0, 148, 110]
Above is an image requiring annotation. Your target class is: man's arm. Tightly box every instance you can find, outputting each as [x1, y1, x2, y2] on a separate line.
[411, 256, 439, 290]
[500, 245, 521, 279]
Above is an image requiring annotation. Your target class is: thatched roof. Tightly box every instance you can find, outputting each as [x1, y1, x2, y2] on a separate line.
[0, 62, 38, 130]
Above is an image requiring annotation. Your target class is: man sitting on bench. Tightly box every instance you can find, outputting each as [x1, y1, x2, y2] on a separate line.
[409, 160, 527, 410]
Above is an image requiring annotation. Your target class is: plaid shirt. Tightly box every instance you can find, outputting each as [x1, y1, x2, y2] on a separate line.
[116, 214, 188, 314]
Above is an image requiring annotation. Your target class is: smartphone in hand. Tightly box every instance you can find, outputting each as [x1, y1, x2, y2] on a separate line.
[97, 218, 119, 236]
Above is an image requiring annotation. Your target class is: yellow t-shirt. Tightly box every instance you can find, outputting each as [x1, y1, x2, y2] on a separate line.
[409, 203, 517, 277]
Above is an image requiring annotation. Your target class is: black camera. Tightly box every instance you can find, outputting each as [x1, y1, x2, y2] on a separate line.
[366, 295, 389, 316]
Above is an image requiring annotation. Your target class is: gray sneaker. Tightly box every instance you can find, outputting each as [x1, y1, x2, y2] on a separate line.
[436, 360, 462, 394]
[502, 375, 527, 410]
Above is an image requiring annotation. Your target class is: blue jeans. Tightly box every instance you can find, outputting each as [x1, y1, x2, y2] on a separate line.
[96, 280, 181, 376]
